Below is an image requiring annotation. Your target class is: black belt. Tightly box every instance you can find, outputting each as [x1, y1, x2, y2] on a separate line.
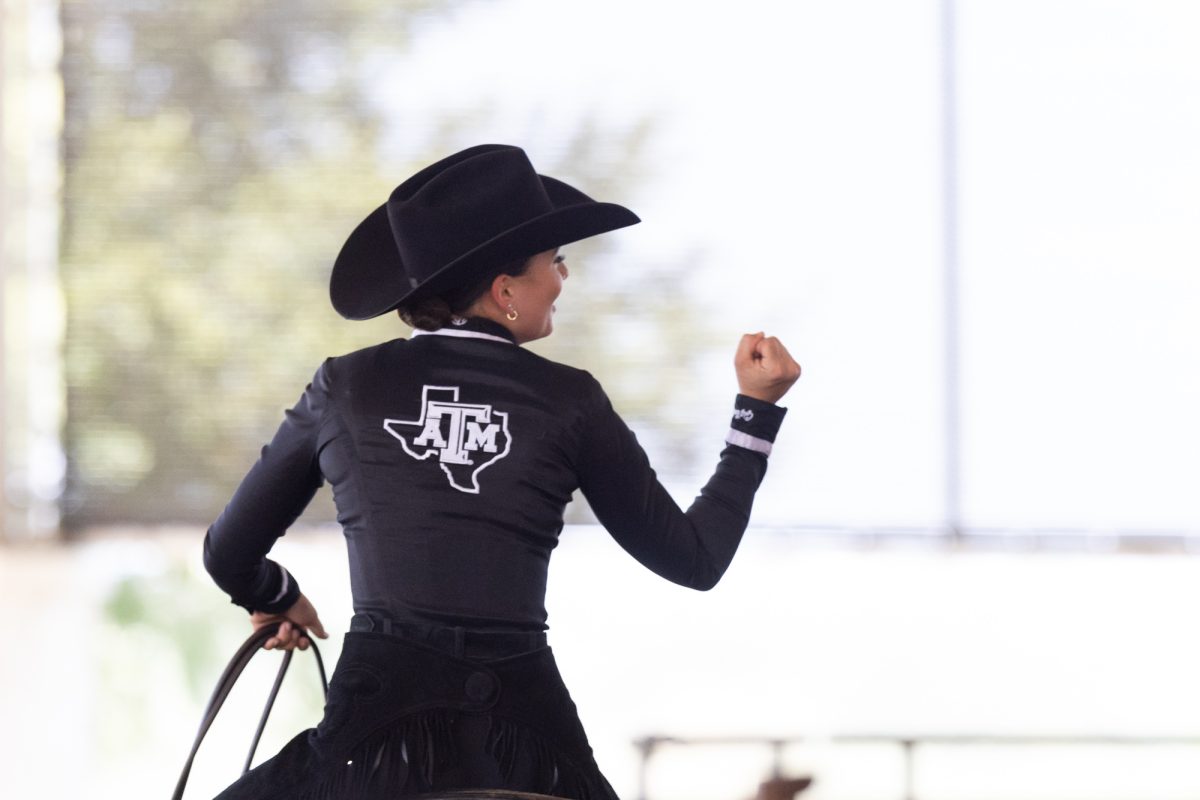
[349, 613, 546, 659]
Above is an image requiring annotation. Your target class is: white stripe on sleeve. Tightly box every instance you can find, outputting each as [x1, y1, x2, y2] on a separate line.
[725, 428, 773, 456]
[268, 565, 291, 606]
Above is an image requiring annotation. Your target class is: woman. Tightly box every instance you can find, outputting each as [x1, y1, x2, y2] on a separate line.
[203, 144, 801, 799]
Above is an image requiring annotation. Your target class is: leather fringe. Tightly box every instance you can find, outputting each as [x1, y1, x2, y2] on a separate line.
[291, 710, 606, 800]
[294, 711, 455, 800]
[486, 715, 601, 800]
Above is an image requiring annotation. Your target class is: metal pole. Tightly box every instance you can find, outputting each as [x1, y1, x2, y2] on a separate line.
[902, 739, 916, 800]
[940, 0, 962, 541]
[635, 737, 654, 800]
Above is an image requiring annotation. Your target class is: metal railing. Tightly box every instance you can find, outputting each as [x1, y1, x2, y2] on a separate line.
[633, 733, 1200, 800]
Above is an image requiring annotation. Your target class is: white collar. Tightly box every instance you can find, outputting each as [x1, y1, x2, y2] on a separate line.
[410, 328, 514, 345]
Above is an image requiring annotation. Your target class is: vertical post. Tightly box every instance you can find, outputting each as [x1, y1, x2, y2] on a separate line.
[1, 0, 13, 542]
[902, 739, 917, 800]
[0, 0, 65, 541]
[635, 737, 654, 800]
[940, 0, 962, 542]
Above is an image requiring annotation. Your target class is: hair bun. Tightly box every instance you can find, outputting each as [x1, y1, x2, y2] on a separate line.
[398, 295, 453, 331]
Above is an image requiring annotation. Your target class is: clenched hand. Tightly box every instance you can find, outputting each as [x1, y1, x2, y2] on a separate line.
[734, 333, 802, 405]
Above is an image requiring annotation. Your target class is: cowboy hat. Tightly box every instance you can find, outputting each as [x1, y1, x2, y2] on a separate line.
[330, 144, 640, 320]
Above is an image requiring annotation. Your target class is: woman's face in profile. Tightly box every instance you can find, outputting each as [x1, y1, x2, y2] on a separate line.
[508, 248, 568, 343]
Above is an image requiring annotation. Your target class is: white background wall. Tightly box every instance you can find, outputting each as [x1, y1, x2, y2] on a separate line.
[7, 529, 1200, 799]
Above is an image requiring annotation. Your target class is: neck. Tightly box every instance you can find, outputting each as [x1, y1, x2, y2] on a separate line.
[464, 301, 526, 344]
[422, 315, 519, 344]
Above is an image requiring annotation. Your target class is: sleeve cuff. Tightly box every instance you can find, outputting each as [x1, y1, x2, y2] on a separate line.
[726, 394, 788, 455]
[246, 561, 302, 614]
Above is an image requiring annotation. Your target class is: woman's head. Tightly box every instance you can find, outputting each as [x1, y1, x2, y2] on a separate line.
[397, 248, 569, 344]
[330, 145, 635, 323]
[396, 253, 532, 332]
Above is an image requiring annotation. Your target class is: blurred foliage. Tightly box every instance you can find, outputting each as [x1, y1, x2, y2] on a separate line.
[61, 0, 707, 529]
[103, 561, 231, 695]
[60, 0, 418, 526]
[98, 555, 330, 767]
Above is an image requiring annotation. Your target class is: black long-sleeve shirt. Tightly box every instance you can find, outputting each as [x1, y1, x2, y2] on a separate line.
[203, 318, 786, 630]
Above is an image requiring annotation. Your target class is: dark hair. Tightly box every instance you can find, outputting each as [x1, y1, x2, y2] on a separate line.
[397, 254, 532, 331]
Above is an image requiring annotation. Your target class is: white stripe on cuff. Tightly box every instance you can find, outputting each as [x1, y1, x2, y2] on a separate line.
[268, 565, 291, 605]
[726, 428, 773, 456]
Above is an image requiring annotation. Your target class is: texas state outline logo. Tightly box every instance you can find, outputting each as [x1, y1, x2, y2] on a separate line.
[383, 385, 512, 494]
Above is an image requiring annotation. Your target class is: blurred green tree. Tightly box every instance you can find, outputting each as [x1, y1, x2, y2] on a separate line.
[60, 0, 705, 530]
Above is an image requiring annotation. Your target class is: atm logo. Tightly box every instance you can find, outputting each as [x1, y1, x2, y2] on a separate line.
[383, 385, 512, 494]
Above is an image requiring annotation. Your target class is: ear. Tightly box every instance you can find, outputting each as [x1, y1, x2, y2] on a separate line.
[489, 274, 514, 308]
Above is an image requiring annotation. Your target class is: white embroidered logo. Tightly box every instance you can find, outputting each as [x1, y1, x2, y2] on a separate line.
[732, 408, 755, 422]
[383, 385, 512, 494]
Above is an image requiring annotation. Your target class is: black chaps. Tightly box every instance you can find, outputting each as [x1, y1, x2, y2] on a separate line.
[213, 631, 618, 800]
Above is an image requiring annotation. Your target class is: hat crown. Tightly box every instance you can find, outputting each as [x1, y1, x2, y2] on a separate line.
[387, 146, 553, 287]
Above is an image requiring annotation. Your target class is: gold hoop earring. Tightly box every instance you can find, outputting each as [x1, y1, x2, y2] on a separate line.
[506, 305, 519, 321]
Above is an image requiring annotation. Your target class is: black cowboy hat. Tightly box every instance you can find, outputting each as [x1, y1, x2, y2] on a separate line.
[330, 144, 640, 320]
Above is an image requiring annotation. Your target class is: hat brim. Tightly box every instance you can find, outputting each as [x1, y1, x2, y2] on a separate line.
[330, 176, 639, 321]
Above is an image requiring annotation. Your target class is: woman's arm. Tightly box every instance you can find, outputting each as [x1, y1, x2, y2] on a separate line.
[202, 362, 331, 614]
[577, 333, 800, 589]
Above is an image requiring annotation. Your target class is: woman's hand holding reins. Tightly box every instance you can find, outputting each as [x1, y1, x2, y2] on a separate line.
[735, 332, 802, 405]
[251, 593, 329, 651]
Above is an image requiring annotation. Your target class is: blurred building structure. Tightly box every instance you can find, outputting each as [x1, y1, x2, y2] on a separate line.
[1, 0, 63, 540]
